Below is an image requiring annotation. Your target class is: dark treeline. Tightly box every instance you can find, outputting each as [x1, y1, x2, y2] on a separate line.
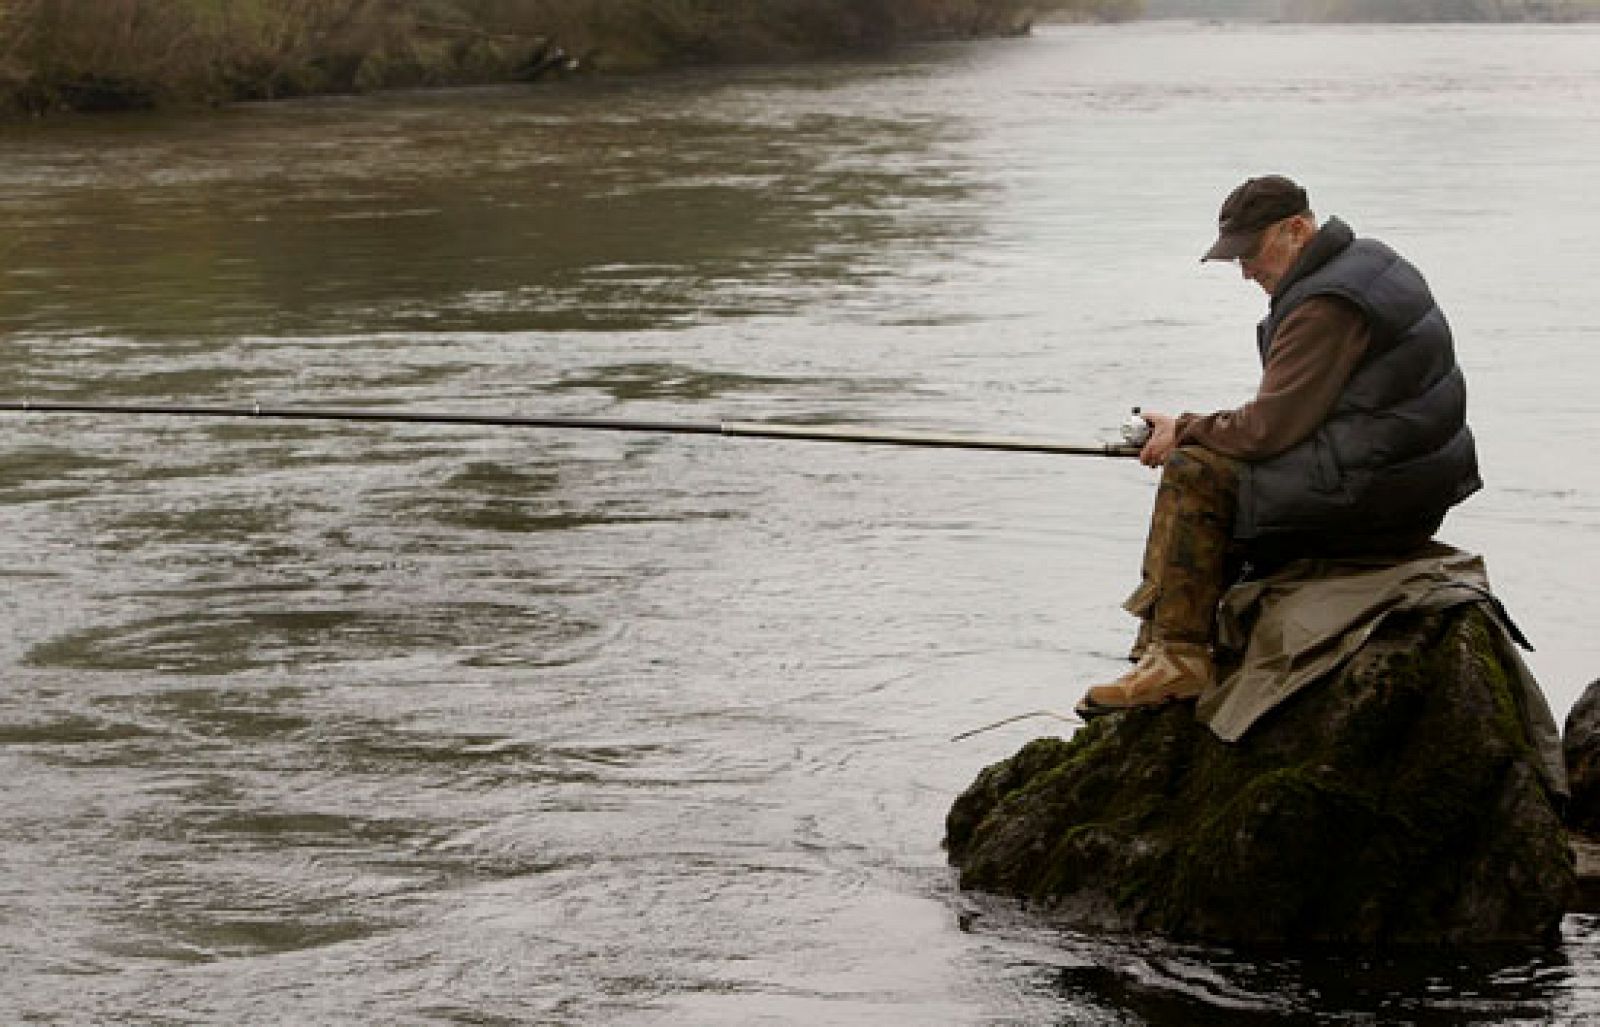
[0, 0, 1128, 117]
[8, 1, 1581, 118]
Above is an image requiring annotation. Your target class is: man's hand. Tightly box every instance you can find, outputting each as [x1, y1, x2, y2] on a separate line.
[1138, 411, 1178, 467]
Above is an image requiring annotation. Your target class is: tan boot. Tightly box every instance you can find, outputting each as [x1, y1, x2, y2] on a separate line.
[1127, 617, 1154, 663]
[1075, 642, 1214, 719]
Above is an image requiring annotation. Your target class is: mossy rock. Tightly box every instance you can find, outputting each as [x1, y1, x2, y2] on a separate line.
[946, 606, 1574, 945]
[1564, 678, 1600, 835]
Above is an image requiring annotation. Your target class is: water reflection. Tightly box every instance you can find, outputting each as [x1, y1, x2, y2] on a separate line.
[27, 602, 600, 674]
[984, 913, 1595, 1024]
[549, 361, 824, 402]
[0, 445, 127, 502]
[0, 77, 987, 340]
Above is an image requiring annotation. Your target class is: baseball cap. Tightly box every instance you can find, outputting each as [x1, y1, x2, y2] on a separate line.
[1201, 175, 1310, 262]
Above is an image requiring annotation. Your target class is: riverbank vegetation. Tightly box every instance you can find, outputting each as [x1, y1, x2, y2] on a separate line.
[0, 0, 1136, 117]
[10, 1, 1580, 118]
[1036, 0, 1143, 19]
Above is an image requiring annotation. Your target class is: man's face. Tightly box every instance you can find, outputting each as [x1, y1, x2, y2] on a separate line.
[1238, 215, 1312, 295]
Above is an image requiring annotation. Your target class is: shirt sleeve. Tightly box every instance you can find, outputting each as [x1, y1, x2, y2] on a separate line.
[1175, 295, 1371, 462]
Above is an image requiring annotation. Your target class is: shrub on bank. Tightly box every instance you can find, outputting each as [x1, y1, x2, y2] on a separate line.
[0, 0, 1077, 116]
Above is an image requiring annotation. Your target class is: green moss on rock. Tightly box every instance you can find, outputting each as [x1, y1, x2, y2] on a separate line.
[945, 607, 1574, 945]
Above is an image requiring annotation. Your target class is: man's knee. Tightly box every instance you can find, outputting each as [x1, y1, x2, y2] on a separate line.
[1163, 445, 1239, 488]
[1160, 446, 1242, 533]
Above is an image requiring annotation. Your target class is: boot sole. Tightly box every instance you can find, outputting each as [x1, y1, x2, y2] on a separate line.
[1074, 694, 1200, 719]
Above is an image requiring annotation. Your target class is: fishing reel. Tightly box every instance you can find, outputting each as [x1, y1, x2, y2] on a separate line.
[1120, 407, 1151, 449]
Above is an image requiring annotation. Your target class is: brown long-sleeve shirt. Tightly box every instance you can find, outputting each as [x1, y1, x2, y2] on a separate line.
[1175, 296, 1371, 462]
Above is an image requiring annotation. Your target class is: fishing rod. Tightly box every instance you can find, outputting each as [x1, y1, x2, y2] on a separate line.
[0, 400, 1143, 459]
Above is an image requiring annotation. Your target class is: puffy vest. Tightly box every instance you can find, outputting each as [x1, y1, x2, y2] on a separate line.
[1235, 217, 1481, 543]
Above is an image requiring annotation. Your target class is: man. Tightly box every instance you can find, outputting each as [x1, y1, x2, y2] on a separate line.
[1076, 175, 1481, 717]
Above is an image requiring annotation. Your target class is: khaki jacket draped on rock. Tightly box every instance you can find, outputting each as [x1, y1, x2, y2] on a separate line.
[1198, 543, 1567, 797]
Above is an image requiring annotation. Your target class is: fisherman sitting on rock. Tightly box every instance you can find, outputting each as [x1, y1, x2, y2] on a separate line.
[1077, 175, 1481, 717]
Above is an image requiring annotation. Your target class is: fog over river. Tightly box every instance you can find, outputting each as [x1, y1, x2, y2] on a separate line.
[2, 20, 1598, 1024]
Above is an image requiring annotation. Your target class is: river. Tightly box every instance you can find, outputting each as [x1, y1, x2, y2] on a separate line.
[2, 19, 1598, 1024]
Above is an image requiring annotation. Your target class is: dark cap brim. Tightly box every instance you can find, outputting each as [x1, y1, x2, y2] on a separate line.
[1201, 230, 1258, 263]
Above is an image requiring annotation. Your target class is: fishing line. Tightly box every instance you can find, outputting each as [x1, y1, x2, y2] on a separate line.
[950, 710, 1082, 742]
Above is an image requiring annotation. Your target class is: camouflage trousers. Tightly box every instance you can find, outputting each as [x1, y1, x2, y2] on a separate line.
[1122, 446, 1243, 648]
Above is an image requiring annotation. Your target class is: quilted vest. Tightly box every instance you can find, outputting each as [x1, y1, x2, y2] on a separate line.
[1235, 217, 1481, 542]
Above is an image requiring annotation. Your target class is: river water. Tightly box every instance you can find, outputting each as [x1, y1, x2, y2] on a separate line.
[3, 19, 1599, 1024]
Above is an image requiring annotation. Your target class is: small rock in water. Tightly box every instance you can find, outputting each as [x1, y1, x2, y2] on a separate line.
[1562, 677, 1600, 912]
[1563, 678, 1600, 835]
